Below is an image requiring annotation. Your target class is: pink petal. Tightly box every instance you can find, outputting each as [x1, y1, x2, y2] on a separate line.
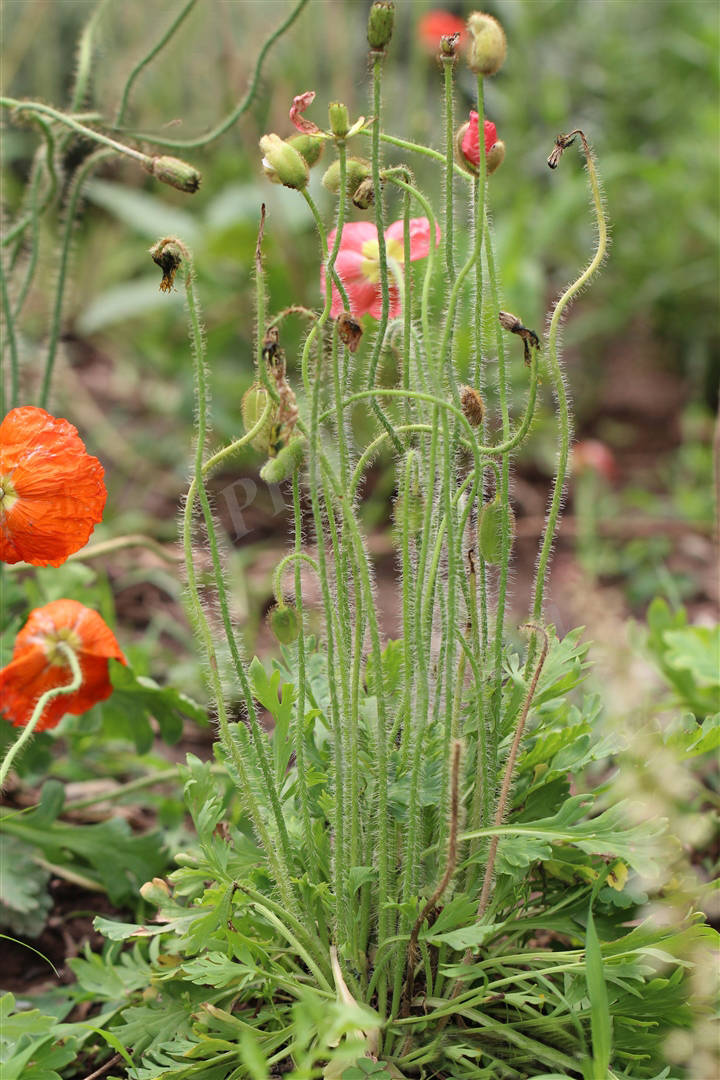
[384, 217, 441, 261]
[327, 221, 378, 254]
[290, 90, 321, 135]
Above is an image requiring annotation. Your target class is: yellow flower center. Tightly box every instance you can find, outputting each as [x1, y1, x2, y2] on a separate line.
[0, 473, 18, 516]
[360, 236, 405, 283]
[45, 627, 82, 667]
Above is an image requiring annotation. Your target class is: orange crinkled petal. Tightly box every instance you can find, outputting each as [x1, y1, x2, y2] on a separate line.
[1, 599, 126, 731]
[0, 406, 106, 567]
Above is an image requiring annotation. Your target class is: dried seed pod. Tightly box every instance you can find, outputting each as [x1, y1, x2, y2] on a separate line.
[336, 313, 363, 353]
[460, 385, 485, 427]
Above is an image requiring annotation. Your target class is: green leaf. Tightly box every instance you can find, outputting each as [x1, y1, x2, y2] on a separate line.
[104, 664, 207, 748]
[0, 837, 52, 937]
[584, 900, 612, 1080]
[425, 921, 500, 951]
[663, 625, 720, 685]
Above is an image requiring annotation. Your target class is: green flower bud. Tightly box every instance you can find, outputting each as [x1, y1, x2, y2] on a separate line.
[259, 134, 309, 190]
[478, 497, 516, 564]
[147, 155, 201, 193]
[174, 851, 199, 867]
[269, 604, 300, 645]
[392, 483, 424, 547]
[322, 157, 371, 197]
[260, 435, 306, 485]
[328, 102, 350, 138]
[287, 132, 325, 167]
[367, 1, 395, 50]
[467, 12, 507, 76]
[242, 383, 277, 453]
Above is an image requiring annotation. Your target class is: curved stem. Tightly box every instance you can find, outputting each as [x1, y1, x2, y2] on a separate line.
[114, 0, 198, 125]
[117, 0, 309, 149]
[530, 131, 608, 629]
[0, 644, 81, 790]
[0, 97, 150, 165]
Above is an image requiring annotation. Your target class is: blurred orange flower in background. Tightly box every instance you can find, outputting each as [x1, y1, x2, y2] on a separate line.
[0, 599, 126, 732]
[417, 10, 467, 54]
[0, 405, 106, 567]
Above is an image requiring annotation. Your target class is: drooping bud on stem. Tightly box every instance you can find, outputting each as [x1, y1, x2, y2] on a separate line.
[260, 435, 306, 484]
[269, 604, 300, 645]
[259, 134, 309, 189]
[242, 383, 279, 454]
[322, 157, 371, 198]
[478, 496, 516, 564]
[287, 133, 324, 167]
[467, 12, 507, 75]
[367, 1, 395, 51]
[146, 155, 201, 193]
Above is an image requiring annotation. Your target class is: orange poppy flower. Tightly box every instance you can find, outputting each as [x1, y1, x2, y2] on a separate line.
[0, 599, 126, 731]
[0, 406, 106, 567]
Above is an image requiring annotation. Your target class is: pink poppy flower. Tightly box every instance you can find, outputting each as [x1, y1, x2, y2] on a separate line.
[572, 440, 618, 483]
[321, 218, 441, 319]
[290, 90, 321, 135]
[461, 111, 499, 167]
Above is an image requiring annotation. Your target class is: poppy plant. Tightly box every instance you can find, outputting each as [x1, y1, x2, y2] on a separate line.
[321, 218, 441, 320]
[0, 405, 106, 567]
[0, 599, 126, 732]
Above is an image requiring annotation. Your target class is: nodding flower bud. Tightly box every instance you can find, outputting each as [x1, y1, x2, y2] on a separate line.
[269, 604, 300, 645]
[461, 385, 485, 427]
[352, 177, 376, 209]
[259, 435, 306, 485]
[242, 383, 278, 453]
[322, 157, 371, 197]
[467, 12, 507, 76]
[287, 133, 325, 168]
[367, 1, 395, 50]
[147, 155, 201, 193]
[328, 102, 351, 138]
[478, 496, 516, 564]
[259, 134, 309, 190]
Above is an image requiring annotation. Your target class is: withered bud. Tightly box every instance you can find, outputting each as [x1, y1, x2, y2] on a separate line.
[287, 132, 325, 168]
[467, 12, 507, 76]
[336, 312, 363, 353]
[328, 102, 351, 138]
[440, 32, 461, 58]
[150, 238, 184, 292]
[147, 155, 201, 193]
[262, 326, 281, 366]
[548, 132, 578, 169]
[367, 1, 395, 50]
[461, 385, 485, 427]
[352, 177, 376, 209]
[499, 310, 540, 365]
